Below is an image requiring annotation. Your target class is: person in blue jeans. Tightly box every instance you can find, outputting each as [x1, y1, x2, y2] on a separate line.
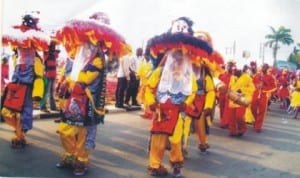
[40, 40, 60, 112]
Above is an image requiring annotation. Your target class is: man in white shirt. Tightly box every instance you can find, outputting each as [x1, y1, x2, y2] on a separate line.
[125, 48, 143, 106]
[115, 54, 131, 108]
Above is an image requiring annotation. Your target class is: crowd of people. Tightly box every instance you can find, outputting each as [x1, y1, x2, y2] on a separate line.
[1, 11, 300, 178]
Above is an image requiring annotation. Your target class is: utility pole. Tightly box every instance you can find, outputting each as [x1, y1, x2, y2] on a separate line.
[259, 43, 265, 64]
[233, 40, 236, 59]
[225, 41, 236, 60]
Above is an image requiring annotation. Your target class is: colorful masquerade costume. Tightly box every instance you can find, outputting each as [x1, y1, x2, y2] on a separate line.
[144, 17, 213, 177]
[145, 51, 197, 175]
[184, 66, 215, 153]
[57, 54, 106, 173]
[182, 31, 222, 155]
[1, 13, 49, 148]
[54, 12, 130, 176]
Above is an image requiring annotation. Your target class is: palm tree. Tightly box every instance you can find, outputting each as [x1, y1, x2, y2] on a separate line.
[265, 26, 294, 67]
[288, 43, 300, 68]
[293, 43, 300, 54]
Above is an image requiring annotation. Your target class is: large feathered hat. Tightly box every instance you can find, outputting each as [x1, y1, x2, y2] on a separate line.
[193, 31, 225, 77]
[55, 12, 131, 59]
[2, 11, 50, 51]
[145, 32, 213, 68]
[145, 16, 215, 68]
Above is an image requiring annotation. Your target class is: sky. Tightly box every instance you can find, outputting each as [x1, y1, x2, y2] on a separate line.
[1, 0, 300, 67]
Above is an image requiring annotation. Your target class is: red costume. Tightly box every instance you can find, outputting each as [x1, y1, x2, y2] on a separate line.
[218, 62, 236, 128]
[277, 70, 290, 109]
[218, 72, 231, 128]
[251, 65, 277, 132]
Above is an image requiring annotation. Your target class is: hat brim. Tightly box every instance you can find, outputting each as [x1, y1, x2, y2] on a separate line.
[146, 33, 213, 67]
[2, 28, 50, 51]
[55, 19, 131, 59]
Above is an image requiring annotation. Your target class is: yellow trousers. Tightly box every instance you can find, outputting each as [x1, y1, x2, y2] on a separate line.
[58, 98, 67, 111]
[57, 122, 90, 163]
[1, 108, 25, 140]
[182, 116, 192, 150]
[149, 115, 184, 168]
[183, 114, 208, 150]
[245, 106, 255, 124]
[194, 114, 208, 145]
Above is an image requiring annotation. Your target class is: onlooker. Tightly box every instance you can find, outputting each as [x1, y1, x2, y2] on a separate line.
[1, 55, 9, 92]
[115, 54, 131, 108]
[125, 48, 143, 107]
[40, 40, 60, 112]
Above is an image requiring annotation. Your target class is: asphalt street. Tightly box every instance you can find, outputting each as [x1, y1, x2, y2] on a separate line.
[0, 103, 300, 178]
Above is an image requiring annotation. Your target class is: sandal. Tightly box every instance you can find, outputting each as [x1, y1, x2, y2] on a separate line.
[11, 139, 26, 149]
[56, 155, 75, 169]
[148, 165, 168, 176]
[73, 160, 88, 176]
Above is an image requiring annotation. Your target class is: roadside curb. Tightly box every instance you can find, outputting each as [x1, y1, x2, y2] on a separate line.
[33, 105, 142, 119]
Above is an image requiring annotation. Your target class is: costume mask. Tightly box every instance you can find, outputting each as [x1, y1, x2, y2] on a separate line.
[170, 19, 190, 34]
[17, 48, 35, 65]
[70, 42, 98, 81]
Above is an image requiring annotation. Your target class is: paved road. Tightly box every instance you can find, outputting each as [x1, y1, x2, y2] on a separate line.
[1, 103, 300, 178]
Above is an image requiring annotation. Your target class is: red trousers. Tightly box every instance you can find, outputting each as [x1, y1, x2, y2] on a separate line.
[220, 97, 230, 127]
[228, 106, 246, 135]
[218, 94, 226, 119]
[251, 90, 268, 131]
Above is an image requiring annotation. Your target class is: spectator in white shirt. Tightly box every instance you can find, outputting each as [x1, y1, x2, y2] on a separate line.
[115, 54, 131, 108]
[125, 48, 143, 106]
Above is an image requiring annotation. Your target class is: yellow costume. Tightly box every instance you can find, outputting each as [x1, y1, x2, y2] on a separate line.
[237, 72, 255, 125]
[144, 17, 213, 177]
[55, 12, 131, 176]
[145, 65, 197, 170]
[183, 66, 215, 154]
[137, 58, 153, 118]
[290, 79, 300, 107]
[228, 72, 255, 136]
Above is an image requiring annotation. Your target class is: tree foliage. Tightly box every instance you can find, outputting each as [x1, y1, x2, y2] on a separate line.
[265, 26, 294, 67]
[288, 43, 300, 69]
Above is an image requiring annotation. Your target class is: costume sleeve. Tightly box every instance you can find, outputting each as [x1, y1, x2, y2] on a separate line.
[262, 75, 277, 93]
[231, 74, 255, 101]
[241, 75, 255, 101]
[78, 57, 102, 85]
[184, 74, 197, 105]
[204, 75, 216, 109]
[34, 56, 44, 78]
[144, 67, 162, 105]
[136, 61, 143, 77]
[32, 56, 45, 99]
[231, 74, 249, 92]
